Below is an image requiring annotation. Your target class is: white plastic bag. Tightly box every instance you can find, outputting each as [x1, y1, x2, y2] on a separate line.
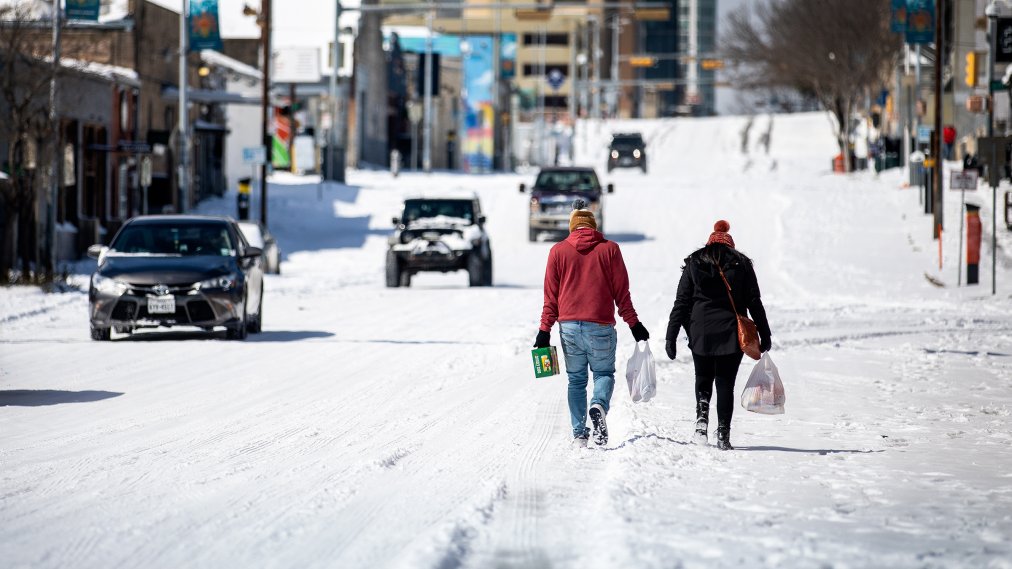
[741, 353, 786, 414]
[625, 341, 657, 403]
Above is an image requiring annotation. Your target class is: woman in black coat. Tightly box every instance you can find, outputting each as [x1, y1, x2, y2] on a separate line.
[665, 220, 771, 450]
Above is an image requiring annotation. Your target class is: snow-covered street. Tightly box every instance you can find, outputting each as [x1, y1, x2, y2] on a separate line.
[3, 113, 1012, 568]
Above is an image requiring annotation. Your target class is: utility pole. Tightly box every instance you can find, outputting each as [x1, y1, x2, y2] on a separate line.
[592, 15, 601, 120]
[48, 0, 62, 276]
[932, 0, 943, 239]
[179, 0, 189, 213]
[611, 12, 619, 117]
[327, 1, 345, 183]
[422, 4, 433, 173]
[260, 0, 272, 225]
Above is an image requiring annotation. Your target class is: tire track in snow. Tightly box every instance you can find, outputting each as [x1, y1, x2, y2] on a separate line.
[464, 394, 562, 568]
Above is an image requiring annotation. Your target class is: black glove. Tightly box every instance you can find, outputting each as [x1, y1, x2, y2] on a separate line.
[630, 322, 650, 342]
[760, 336, 772, 353]
[665, 340, 677, 360]
[533, 330, 551, 348]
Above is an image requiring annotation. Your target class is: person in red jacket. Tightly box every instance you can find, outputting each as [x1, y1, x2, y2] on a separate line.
[534, 199, 649, 447]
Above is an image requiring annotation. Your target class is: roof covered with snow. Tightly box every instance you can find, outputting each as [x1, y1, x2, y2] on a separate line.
[200, 49, 261, 81]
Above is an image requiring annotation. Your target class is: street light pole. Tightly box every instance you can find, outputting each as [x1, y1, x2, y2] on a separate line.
[179, 0, 189, 213]
[932, 0, 944, 240]
[422, 4, 433, 173]
[260, 0, 272, 226]
[327, 1, 345, 184]
[48, 0, 62, 277]
[611, 12, 619, 117]
[987, 1, 1000, 295]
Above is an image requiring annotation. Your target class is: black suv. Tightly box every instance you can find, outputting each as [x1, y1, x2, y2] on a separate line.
[608, 132, 647, 173]
[386, 195, 493, 287]
[521, 166, 613, 241]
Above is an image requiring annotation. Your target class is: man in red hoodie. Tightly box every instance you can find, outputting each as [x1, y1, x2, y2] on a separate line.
[534, 199, 649, 447]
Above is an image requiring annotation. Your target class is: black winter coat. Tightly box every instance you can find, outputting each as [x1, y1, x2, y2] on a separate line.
[666, 244, 772, 356]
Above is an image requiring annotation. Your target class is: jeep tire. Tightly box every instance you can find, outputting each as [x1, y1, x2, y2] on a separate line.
[385, 251, 401, 288]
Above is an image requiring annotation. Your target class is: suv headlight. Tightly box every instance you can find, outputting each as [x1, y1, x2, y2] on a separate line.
[610, 150, 619, 159]
[197, 274, 237, 291]
[530, 197, 539, 213]
[633, 149, 641, 158]
[92, 274, 128, 295]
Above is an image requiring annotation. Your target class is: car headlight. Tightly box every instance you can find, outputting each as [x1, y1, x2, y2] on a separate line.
[588, 201, 601, 212]
[197, 274, 238, 291]
[611, 150, 619, 159]
[633, 149, 641, 158]
[92, 274, 128, 295]
[530, 197, 539, 213]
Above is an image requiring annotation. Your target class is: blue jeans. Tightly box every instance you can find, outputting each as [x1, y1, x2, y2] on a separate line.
[559, 321, 617, 437]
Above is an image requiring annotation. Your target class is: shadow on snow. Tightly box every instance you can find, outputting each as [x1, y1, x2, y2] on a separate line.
[0, 389, 123, 407]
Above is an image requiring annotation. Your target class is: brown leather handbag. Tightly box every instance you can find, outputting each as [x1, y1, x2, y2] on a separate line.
[717, 266, 761, 360]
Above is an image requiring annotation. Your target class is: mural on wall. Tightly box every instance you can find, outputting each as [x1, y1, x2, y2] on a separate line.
[462, 36, 494, 173]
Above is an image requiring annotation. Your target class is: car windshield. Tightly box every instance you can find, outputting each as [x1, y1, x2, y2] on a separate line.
[611, 135, 643, 147]
[402, 199, 475, 224]
[534, 170, 600, 192]
[110, 222, 235, 257]
[237, 223, 265, 248]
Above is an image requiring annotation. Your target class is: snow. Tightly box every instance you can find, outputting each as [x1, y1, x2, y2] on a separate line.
[3, 112, 1012, 568]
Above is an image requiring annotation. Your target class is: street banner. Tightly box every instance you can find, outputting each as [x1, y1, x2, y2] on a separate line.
[272, 107, 292, 169]
[996, 18, 1012, 63]
[501, 33, 517, 80]
[890, 0, 907, 33]
[188, 0, 223, 52]
[905, 0, 934, 45]
[462, 35, 494, 173]
[66, 0, 100, 21]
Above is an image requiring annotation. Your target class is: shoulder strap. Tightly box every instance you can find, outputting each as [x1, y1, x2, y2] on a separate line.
[716, 265, 740, 315]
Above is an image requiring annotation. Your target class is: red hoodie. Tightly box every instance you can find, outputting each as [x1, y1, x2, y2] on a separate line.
[540, 228, 640, 331]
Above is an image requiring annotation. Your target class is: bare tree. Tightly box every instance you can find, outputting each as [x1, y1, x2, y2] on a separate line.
[0, 3, 56, 282]
[722, 0, 902, 171]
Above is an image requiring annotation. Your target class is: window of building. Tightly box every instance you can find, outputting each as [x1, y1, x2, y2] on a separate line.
[522, 33, 569, 46]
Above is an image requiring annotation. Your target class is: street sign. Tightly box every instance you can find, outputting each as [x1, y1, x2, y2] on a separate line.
[950, 169, 978, 190]
[547, 69, 565, 91]
[976, 136, 1010, 188]
[242, 146, 267, 165]
[996, 18, 1012, 63]
[140, 156, 152, 188]
[917, 125, 932, 144]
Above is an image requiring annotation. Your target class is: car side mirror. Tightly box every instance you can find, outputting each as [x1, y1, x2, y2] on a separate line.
[518, 183, 526, 193]
[243, 246, 263, 259]
[87, 244, 106, 259]
[392, 216, 401, 226]
[478, 215, 487, 225]
[607, 183, 615, 194]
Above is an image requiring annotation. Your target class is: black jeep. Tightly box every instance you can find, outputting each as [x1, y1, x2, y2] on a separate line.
[608, 132, 647, 173]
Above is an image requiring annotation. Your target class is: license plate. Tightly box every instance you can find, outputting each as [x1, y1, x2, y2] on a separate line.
[147, 295, 176, 314]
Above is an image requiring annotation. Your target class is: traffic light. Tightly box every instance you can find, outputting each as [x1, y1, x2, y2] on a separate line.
[965, 51, 979, 88]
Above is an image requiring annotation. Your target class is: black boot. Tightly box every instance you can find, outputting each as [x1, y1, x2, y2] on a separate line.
[693, 395, 709, 444]
[716, 425, 733, 451]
